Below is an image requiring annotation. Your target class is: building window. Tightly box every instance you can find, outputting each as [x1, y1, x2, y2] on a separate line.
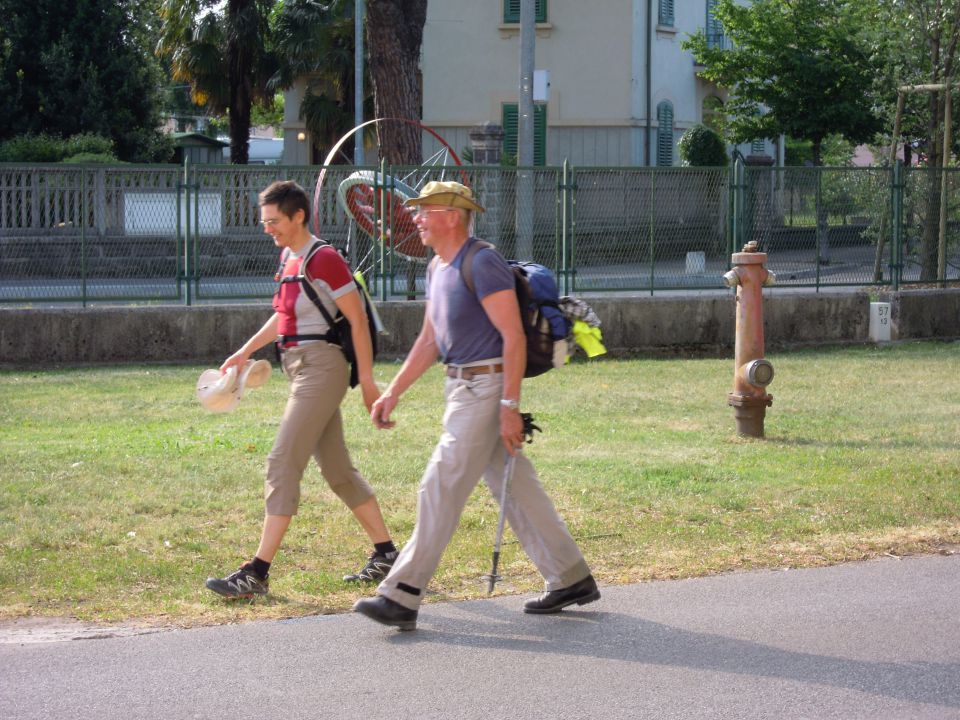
[751, 138, 766, 154]
[656, 101, 674, 166]
[504, 0, 547, 24]
[706, 0, 727, 49]
[502, 103, 547, 166]
[659, 0, 674, 27]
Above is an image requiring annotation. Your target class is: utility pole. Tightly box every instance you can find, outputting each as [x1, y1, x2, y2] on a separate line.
[354, 0, 365, 166]
[516, 0, 535, 259]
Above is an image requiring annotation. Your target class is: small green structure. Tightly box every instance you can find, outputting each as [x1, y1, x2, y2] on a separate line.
[171, 132, 228, 165]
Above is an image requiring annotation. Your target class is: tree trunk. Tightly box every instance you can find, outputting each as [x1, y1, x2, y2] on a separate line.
[366, 0, 427, 165]
[227, 0, 254, 165]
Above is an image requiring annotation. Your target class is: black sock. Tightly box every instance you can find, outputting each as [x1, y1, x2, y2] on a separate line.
[243, 556, 271, 579]
[374, 541, 397, 558]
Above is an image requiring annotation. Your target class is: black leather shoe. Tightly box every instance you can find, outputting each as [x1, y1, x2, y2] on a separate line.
[523, 574, 600, 614]
[353, 595, 418, 630]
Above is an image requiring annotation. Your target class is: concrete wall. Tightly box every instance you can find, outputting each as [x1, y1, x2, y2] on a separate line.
[2, 290, 957, 366]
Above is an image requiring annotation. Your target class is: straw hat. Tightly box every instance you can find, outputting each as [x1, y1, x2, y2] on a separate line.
[403, 181, 485, 213]
[196, 359, 271, 413]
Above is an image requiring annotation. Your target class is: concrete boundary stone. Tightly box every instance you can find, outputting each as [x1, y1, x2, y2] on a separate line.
[1, 290, 958, 366]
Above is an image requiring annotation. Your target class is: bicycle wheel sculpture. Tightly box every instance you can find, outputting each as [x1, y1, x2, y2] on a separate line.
[313, 118, 467, 264]
[336, 171, 424, 260]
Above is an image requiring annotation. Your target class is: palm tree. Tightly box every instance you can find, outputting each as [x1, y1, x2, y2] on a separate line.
[157, 0, 277, 164]
[270, 0, 373, 163]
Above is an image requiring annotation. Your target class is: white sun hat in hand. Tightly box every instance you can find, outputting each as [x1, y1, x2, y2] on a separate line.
[196, 359, 271, 413]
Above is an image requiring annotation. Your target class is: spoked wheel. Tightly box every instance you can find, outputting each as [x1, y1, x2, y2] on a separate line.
[313, 119, 468, 295]
[336, 171, 423, 261]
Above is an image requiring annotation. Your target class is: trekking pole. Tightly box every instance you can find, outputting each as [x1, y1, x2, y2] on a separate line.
[483, 413, 540, 595]
[485, 452, 516, 594]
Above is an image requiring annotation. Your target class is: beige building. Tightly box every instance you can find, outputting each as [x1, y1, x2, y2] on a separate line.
[283, 1, 772, 167]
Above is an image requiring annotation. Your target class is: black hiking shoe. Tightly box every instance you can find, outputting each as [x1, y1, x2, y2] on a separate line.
[353, 595, 418, 631]
[205, 567, 269, 599]
[343, 552, 396, 583]
[523, 574, 600, 614]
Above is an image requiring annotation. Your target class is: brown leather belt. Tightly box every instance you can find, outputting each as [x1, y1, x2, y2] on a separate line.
[446, 363, 504, 380]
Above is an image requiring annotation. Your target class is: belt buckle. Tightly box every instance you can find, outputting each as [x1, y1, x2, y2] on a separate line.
[448, 365, 473, 380]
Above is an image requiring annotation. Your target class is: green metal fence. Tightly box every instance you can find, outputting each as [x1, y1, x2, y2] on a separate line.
[1, 159, 957, 306]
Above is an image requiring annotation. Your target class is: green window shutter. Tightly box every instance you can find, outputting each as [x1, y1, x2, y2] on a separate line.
[504, 0, 547, 23]
[659, 0, 674, 26]
[533, 104, 547, 166]
[657, 101, 674, 166]
[751, 139, 766, 154]
[502, 103, 547, 166]
[502, 104, 519, 158]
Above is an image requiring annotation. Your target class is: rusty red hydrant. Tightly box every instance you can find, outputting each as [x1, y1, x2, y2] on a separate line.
[723, 241, 776, 437]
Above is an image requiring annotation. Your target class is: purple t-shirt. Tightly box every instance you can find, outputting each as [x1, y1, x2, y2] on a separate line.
[426, 238, 515, 364]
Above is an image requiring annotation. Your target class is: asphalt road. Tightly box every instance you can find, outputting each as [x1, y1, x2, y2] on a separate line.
[2, 553, 958, 720]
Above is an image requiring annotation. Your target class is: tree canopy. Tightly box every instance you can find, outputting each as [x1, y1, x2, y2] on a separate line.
[157, 0, 278, 164]
[863, 0, 959, 165]
[157, 0, 426, 164]
[683, 0, 883, 166]
[0, 0, 169, 162]
[270, 0, 371, 162]
[863, 0, 960, 279]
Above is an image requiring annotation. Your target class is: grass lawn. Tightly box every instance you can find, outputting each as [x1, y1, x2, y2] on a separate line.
[1, 340, 958, 628]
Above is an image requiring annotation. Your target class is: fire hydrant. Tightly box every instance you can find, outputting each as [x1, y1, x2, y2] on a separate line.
[722, 241, 776, 437]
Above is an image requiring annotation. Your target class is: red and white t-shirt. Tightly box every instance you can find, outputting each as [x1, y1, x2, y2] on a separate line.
[273, 239, 356, 345]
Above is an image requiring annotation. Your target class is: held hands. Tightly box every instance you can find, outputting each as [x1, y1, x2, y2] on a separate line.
[370, 390, 398, 430]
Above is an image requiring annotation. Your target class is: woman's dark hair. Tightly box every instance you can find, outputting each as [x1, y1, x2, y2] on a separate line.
[258, 180, 310, 225]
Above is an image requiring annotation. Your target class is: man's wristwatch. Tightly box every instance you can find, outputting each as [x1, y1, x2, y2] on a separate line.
[499, 398, 520, 410]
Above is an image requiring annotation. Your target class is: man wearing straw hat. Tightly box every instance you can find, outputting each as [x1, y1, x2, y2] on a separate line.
[353, 181, 599, 630]
[205, 180, 399, 599]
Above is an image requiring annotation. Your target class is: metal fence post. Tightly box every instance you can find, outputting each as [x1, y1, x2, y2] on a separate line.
[731, 156, 745, 257]
[559, 159, 572, 295]
[183, 157, 192, 306]
[192, 165, 201, 302]
[649, 168, 656, 296]
[569, 164, 578, 294]
[378, 158, 388, 302]
[80, 168, 88, 307]
[815, 166, 822, 291]
[892, 160, 904, 291]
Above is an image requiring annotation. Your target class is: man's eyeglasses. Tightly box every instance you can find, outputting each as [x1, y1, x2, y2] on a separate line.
[412, 208, 456, 219]
[261, 218, 281, 228]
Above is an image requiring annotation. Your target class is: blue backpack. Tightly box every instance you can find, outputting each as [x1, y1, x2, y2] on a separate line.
[460, 240, 571, 378]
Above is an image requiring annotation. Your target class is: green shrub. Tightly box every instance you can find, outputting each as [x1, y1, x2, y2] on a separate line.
[0, 133, 67, 162]
[0, 132, 118, 163]
[62, 152, 121, 164]
[678, 124, 729, 167]
[64, 133, 115, 158]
